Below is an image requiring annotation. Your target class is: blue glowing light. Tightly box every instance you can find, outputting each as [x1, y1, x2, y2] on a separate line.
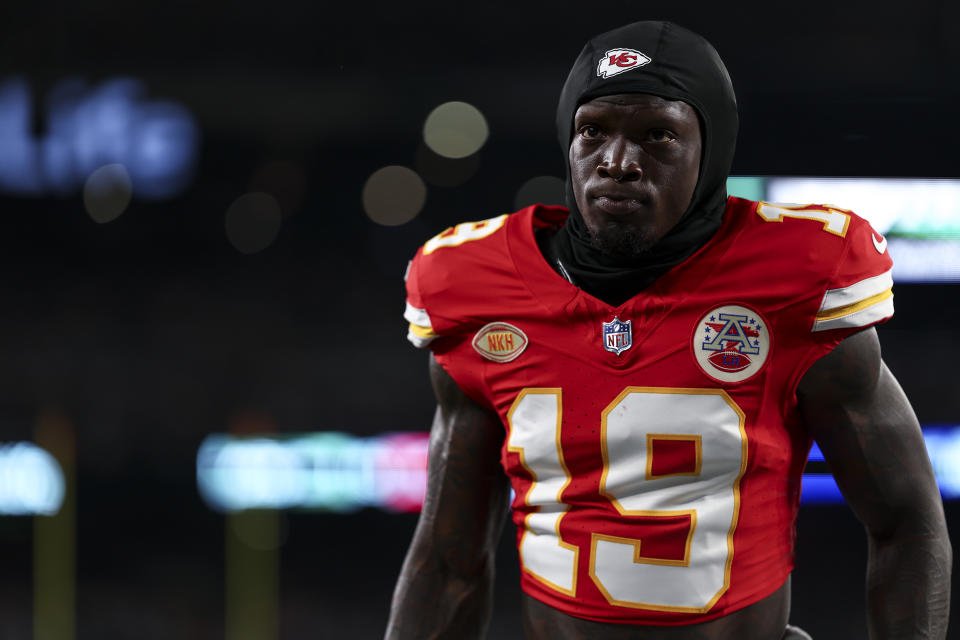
[0, 76, 199, 199]
[0, 442, 65, 516]
[920, 426, 960, 498]
[803, 428, 960, 503]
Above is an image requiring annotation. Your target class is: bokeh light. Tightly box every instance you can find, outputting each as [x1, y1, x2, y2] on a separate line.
[83, 163, 133, 223]
[422, 101, 489, 159]
[414, 143, 480, 188]
[514, 175, 565, 211]
[0, 442, 65, 515]
[225, 192, 282, 254]
[362, 165, 426, 226]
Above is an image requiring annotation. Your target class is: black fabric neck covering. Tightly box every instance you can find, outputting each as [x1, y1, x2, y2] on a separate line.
[549, 21, 739, 307]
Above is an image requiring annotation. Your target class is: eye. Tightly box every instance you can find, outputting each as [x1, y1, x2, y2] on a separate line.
[648, 129, 676, 143]
[578, 125, 602, 139]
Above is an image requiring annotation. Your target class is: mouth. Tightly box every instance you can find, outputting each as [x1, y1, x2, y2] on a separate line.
[591, 193, 646, 215]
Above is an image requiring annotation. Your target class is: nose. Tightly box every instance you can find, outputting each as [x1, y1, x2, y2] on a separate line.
[597, 136, 641, 183]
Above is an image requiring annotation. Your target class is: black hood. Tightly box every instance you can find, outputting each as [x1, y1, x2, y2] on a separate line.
[548, 21, 739, 306]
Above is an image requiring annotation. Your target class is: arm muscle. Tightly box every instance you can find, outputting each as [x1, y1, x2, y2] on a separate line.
[798, 328, 951, 639]
[385, 355, 510, 639]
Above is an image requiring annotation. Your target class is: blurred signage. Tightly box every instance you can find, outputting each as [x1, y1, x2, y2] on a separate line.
[0, 442, 65, 516]
[197, 427, 959, 512]
[196, 432, 428, 513]
[0, 76, 199, 199]
[727, 177, 960, 282]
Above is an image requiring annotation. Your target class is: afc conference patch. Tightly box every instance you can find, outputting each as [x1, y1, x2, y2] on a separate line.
[693, 305, 770, 383]
[602, 316, 633, 355]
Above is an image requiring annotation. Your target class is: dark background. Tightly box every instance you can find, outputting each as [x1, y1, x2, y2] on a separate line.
[0, 1, 957, 638]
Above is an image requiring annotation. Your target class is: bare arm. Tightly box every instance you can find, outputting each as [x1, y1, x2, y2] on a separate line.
[385, 354, 511, 640]
[797, 327, 952, 639]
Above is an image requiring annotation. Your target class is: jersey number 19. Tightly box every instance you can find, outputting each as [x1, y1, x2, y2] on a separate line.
[507, 387, 747, 612]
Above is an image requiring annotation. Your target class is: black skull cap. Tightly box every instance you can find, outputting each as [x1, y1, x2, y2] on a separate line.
[556, 21, 739, 214]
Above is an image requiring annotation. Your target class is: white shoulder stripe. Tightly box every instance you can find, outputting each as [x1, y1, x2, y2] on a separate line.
[404, 302, 432, 328]
[818, 269, 893, 314]
[812, 295, 894, 332]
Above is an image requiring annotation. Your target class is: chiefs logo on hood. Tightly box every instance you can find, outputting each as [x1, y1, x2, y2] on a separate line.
[596, 48, 652, 79]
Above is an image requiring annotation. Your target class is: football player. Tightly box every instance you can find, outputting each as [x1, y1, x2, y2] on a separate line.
[385, 21, 951, 640]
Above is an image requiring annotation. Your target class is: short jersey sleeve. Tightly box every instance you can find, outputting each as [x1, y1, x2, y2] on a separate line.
[400, 213, 518, 408]
[403, 253, 439, 349]
[810, 211, 894, 334]
[402, 213, 511, 350]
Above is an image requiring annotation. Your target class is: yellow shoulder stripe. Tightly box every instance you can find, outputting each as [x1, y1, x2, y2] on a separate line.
[408, 323, 437, 339]
[815, 288, 893, 322]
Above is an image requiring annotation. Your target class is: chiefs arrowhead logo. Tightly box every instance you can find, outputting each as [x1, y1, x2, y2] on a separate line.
[596, 48, 652, 79]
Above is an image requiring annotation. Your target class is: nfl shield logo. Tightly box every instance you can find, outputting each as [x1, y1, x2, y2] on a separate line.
[602, 316, 633, 355]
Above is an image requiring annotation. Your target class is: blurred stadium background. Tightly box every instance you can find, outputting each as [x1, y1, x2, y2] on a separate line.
[1, 1, 958, 638]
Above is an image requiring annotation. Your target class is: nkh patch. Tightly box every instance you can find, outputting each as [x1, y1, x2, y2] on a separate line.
[472, 322, 528, 363]
[596, 48, 652, 79]
[602, 316, 632, 355]
[693, 305, 770, 383]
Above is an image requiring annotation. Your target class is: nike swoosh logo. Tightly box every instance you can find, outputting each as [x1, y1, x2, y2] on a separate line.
[872, 232, 887, 254]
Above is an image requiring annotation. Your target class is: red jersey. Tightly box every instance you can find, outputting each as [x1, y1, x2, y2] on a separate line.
[403, 197, 893, 625]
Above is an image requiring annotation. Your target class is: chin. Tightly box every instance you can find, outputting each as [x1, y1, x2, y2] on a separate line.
[588, 224, 659, 259]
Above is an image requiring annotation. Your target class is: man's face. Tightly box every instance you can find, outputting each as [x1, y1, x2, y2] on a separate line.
[568, 93, 702, 258]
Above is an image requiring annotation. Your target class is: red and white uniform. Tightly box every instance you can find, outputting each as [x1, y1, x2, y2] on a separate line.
[403, 197, 893, 625]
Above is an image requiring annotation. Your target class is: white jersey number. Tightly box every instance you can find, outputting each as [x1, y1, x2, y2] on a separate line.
[756, 202, 851, 237]
[422, 214, 507, 255]
[507, 387, 747, 613]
